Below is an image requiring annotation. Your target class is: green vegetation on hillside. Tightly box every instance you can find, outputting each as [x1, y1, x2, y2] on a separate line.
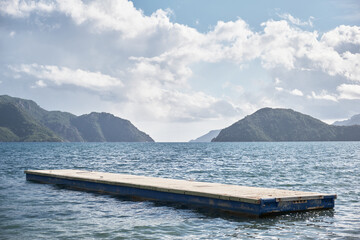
[72, 112, 154, 142]
[213, 108, 360, 142]
[0, 95, 154, 142]
[0, 101, 62, 142]
[0, 127, 19, 141]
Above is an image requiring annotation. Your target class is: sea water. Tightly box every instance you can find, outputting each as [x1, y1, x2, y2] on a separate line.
[0, 142, 359, 239]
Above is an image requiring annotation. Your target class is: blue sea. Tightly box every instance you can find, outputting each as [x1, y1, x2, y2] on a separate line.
[1, 142, 359, 239]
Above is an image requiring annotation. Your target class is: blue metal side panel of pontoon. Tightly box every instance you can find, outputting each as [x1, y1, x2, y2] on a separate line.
[258, 197, 335, 216]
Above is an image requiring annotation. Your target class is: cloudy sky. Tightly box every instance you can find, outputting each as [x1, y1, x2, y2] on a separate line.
[1, 0, 360, 141]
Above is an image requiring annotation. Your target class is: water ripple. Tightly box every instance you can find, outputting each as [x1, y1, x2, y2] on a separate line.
[0, 142, 359, 239]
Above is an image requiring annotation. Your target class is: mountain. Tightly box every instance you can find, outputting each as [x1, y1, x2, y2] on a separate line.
[333, 114, 360, 126]
[212, 108, 360, 142]
[71, 112, 153, 142]
[0, 95, 154, 142]
[0, 97, 62, 142]
[0, 95, 83, 141]
[189, 130, 221, 142]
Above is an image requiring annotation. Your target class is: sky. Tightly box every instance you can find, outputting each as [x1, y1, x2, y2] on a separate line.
[0, 0, 360, 142]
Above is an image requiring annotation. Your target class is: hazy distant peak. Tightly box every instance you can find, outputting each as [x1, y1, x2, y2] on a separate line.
[190, 129, 221, 142]
[333, 114, 360, 126]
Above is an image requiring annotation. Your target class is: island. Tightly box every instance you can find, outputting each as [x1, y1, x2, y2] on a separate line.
[0, 95, 154, 142]
[212, 108, 360, 142]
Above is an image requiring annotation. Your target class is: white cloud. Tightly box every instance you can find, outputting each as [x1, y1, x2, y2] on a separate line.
[322, 25, 360, 48]
[259, 20, 316, 70]
[278, 13, 314, 27]
[3, 1, 359, 82]
[34, 80, 46, 88]
[337, 84, 360, 100]
[1, 0, 179, 39]
[308, 91, 338, 102]
[257, 20, 360, 82]
[275, 87, 303, 96]
[10, 64, 123, 91]
[9, 31, 16, 37]
[122, 86, 241, 121]
[0, 0, 55, 17]
[2, 0, 360, 125]
[57, 0, 177, 38]
[208, 19, 260, 64]
[125, 58, 241, 121]
[290, 89, 304, 96]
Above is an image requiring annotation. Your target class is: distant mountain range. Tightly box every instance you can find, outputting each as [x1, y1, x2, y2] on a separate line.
[333, 114, 360, 126]
[0, 95, 154, 142]
[189, 129, 221, 142]
[2, 95, 359, 143]
[212, 108, 360, 142]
